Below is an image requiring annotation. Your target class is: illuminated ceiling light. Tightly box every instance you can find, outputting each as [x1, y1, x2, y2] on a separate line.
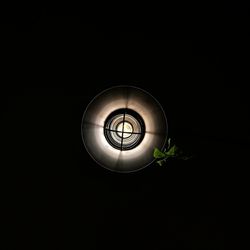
[81, 86, 168, 173]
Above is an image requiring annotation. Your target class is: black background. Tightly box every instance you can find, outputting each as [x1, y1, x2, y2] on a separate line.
[4, 5, 249, 250]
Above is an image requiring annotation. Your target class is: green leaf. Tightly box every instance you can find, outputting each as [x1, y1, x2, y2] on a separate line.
[166, 145, 179, 156]
[153, 138, 193, 166]
[153, 148, 166, 159]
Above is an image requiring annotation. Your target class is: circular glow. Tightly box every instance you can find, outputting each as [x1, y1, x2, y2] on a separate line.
[81, 86, 168, 173]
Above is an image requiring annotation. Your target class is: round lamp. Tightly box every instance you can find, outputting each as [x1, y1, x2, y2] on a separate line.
[81, 86, 167, 173]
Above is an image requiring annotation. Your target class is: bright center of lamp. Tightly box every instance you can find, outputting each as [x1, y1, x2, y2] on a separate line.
[117, 121, 133, 138]
[103, 108, 145, 151]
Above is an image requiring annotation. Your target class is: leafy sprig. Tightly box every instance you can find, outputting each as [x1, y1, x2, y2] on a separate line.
[153, 138, 192, 166]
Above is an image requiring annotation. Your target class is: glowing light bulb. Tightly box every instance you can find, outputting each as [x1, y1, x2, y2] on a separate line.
[117, 122, 133, 138]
